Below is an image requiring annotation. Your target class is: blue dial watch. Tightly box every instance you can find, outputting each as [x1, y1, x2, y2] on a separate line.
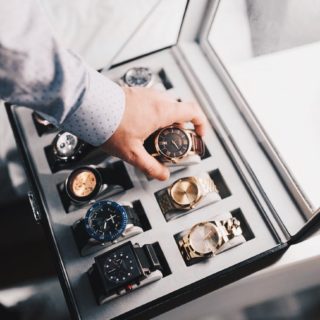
[84, 200, 128, 243]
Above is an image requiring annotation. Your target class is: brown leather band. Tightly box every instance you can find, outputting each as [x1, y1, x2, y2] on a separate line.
[191, 133, 205, 157]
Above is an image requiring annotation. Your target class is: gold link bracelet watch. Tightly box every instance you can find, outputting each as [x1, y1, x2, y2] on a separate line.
[157, 175, 218, 214]
[179, 218, 242, 262]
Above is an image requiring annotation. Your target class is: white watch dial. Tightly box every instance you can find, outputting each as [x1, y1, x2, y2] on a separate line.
[56, 132, 78, 157]
[189, 222, 221, 255]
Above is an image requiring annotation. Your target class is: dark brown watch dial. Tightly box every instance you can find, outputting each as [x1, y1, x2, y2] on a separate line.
[157, 127, 190, 159]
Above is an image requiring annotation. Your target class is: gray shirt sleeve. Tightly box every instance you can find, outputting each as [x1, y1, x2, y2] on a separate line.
[0, 0, 125, 146]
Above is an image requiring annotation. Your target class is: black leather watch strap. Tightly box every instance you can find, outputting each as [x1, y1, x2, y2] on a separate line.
[157, 188, 176, 214]
[73, 219, 90, 251]
[123, 205, 141, 227]
[134, 244, 162, 272]
[144, 130, 159, 155]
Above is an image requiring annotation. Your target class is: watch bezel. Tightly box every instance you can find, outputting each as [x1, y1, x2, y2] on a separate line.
[154, 126, 193, 162]
[65, 166, 102, 203]
[123, 67, 153, 87]
[187, 222, 223, 257]
[84, 200, 128, 243]
[169, 177, 202, 209]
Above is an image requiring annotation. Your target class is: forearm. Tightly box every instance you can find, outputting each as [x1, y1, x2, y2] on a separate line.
[0, 0, 124, 146]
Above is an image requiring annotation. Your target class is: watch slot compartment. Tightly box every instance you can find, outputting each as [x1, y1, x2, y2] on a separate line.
[87, 241, 171, 305]
[174, 210, 251, 266]
[155, 171, 224, 221]
[44, 142, 97, 173]
[72, 199, 148, 256]
[57, 161, 134, 213]
[150, 242, 172, 278]
[201, 144, 211, 160]
[230, 208, 255, 242]
[208, 169, 231, 199]
[131, 200, 151, 232]
[32, 112, 57, 136]
[158, 68, 173, 90]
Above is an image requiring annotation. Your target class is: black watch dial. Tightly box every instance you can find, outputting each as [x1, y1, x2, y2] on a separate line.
[84, 200, 127, 242]
[55, 132, 79, 157]
[123, 67, 152, 87]
[157, 127, 190, 159]
[96, 242, 143, 292]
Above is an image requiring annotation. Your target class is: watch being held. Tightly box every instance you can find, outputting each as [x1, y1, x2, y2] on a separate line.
[179, 217, 243, 265]
[64, 165, 125, 205]
[157, 174, 219, 215]
[89, 241, 164, 304]
[144, 125, 205, 166]
[73, 200, 143, 256]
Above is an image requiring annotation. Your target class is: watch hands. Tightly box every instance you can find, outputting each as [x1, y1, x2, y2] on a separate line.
[204, 230, 214, 240]
[171, 139, 179, 150]
[184, 190, 192, 203]
[108, 214, 116, 224]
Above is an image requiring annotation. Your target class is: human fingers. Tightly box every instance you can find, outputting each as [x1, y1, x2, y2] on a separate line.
[126, 143, 170, 181]
[161, 101, 207, 136]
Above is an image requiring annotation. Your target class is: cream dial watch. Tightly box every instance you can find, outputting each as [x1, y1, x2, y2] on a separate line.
[157, 176, 218, 214]
[179, 218, 242, 263]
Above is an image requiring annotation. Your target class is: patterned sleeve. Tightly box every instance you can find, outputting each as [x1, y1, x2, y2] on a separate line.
[0, 0, 125, 146]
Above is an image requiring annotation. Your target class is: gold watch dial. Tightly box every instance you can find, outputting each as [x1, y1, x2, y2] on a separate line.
[189, 222, 221, 255]
[70, 170, 97, 198]
[170, 178, 200, 207]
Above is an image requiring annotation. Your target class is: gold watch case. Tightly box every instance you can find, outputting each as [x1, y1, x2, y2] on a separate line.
[169, 177, 202, 209]
[153, 126, 195, 163]
[182, 222, 223, 259]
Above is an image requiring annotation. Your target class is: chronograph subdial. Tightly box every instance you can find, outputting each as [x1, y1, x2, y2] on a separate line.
[66, 166, 102, 203]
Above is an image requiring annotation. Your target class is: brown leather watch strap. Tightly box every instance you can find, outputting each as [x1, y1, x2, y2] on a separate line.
[191, 133, 205, 157]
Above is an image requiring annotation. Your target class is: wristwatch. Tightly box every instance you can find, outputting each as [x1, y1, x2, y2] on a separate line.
[47, 131, 95, 172]
[179, 218, 242, 263]
[121, 67, 153, 87]
[157, 176, 218, 214]
[89, 241, 164, 303]
[73, 200, 143, 256]
[144, 125, 205, 164]
[64, 165, 124, 205]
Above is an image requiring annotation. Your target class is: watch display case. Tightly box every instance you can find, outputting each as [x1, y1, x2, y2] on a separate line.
[5, 1, 320, 319]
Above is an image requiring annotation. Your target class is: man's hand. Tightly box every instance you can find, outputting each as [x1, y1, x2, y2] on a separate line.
[101, 87, 207, 181]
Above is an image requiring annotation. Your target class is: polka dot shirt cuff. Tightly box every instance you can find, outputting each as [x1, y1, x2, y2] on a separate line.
[61, 68, 125, 147]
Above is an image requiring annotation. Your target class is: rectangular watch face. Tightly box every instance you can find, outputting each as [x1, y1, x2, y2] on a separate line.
[95, 242, 143, 294]
[207, 0, 320, 212]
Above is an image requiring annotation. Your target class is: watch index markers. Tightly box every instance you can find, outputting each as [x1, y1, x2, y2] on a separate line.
[84, 200, 128, 243]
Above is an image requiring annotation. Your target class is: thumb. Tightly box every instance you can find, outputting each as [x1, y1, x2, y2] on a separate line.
[127, 144, 170, 181]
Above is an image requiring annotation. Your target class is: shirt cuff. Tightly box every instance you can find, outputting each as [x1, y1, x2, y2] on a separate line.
[60, 68, 125, 146]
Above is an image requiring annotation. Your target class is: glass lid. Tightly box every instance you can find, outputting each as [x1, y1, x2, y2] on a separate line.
[207, 0, 320, 213]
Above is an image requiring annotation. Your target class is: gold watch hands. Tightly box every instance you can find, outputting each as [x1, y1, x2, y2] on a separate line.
[204, 230, 214, 240]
